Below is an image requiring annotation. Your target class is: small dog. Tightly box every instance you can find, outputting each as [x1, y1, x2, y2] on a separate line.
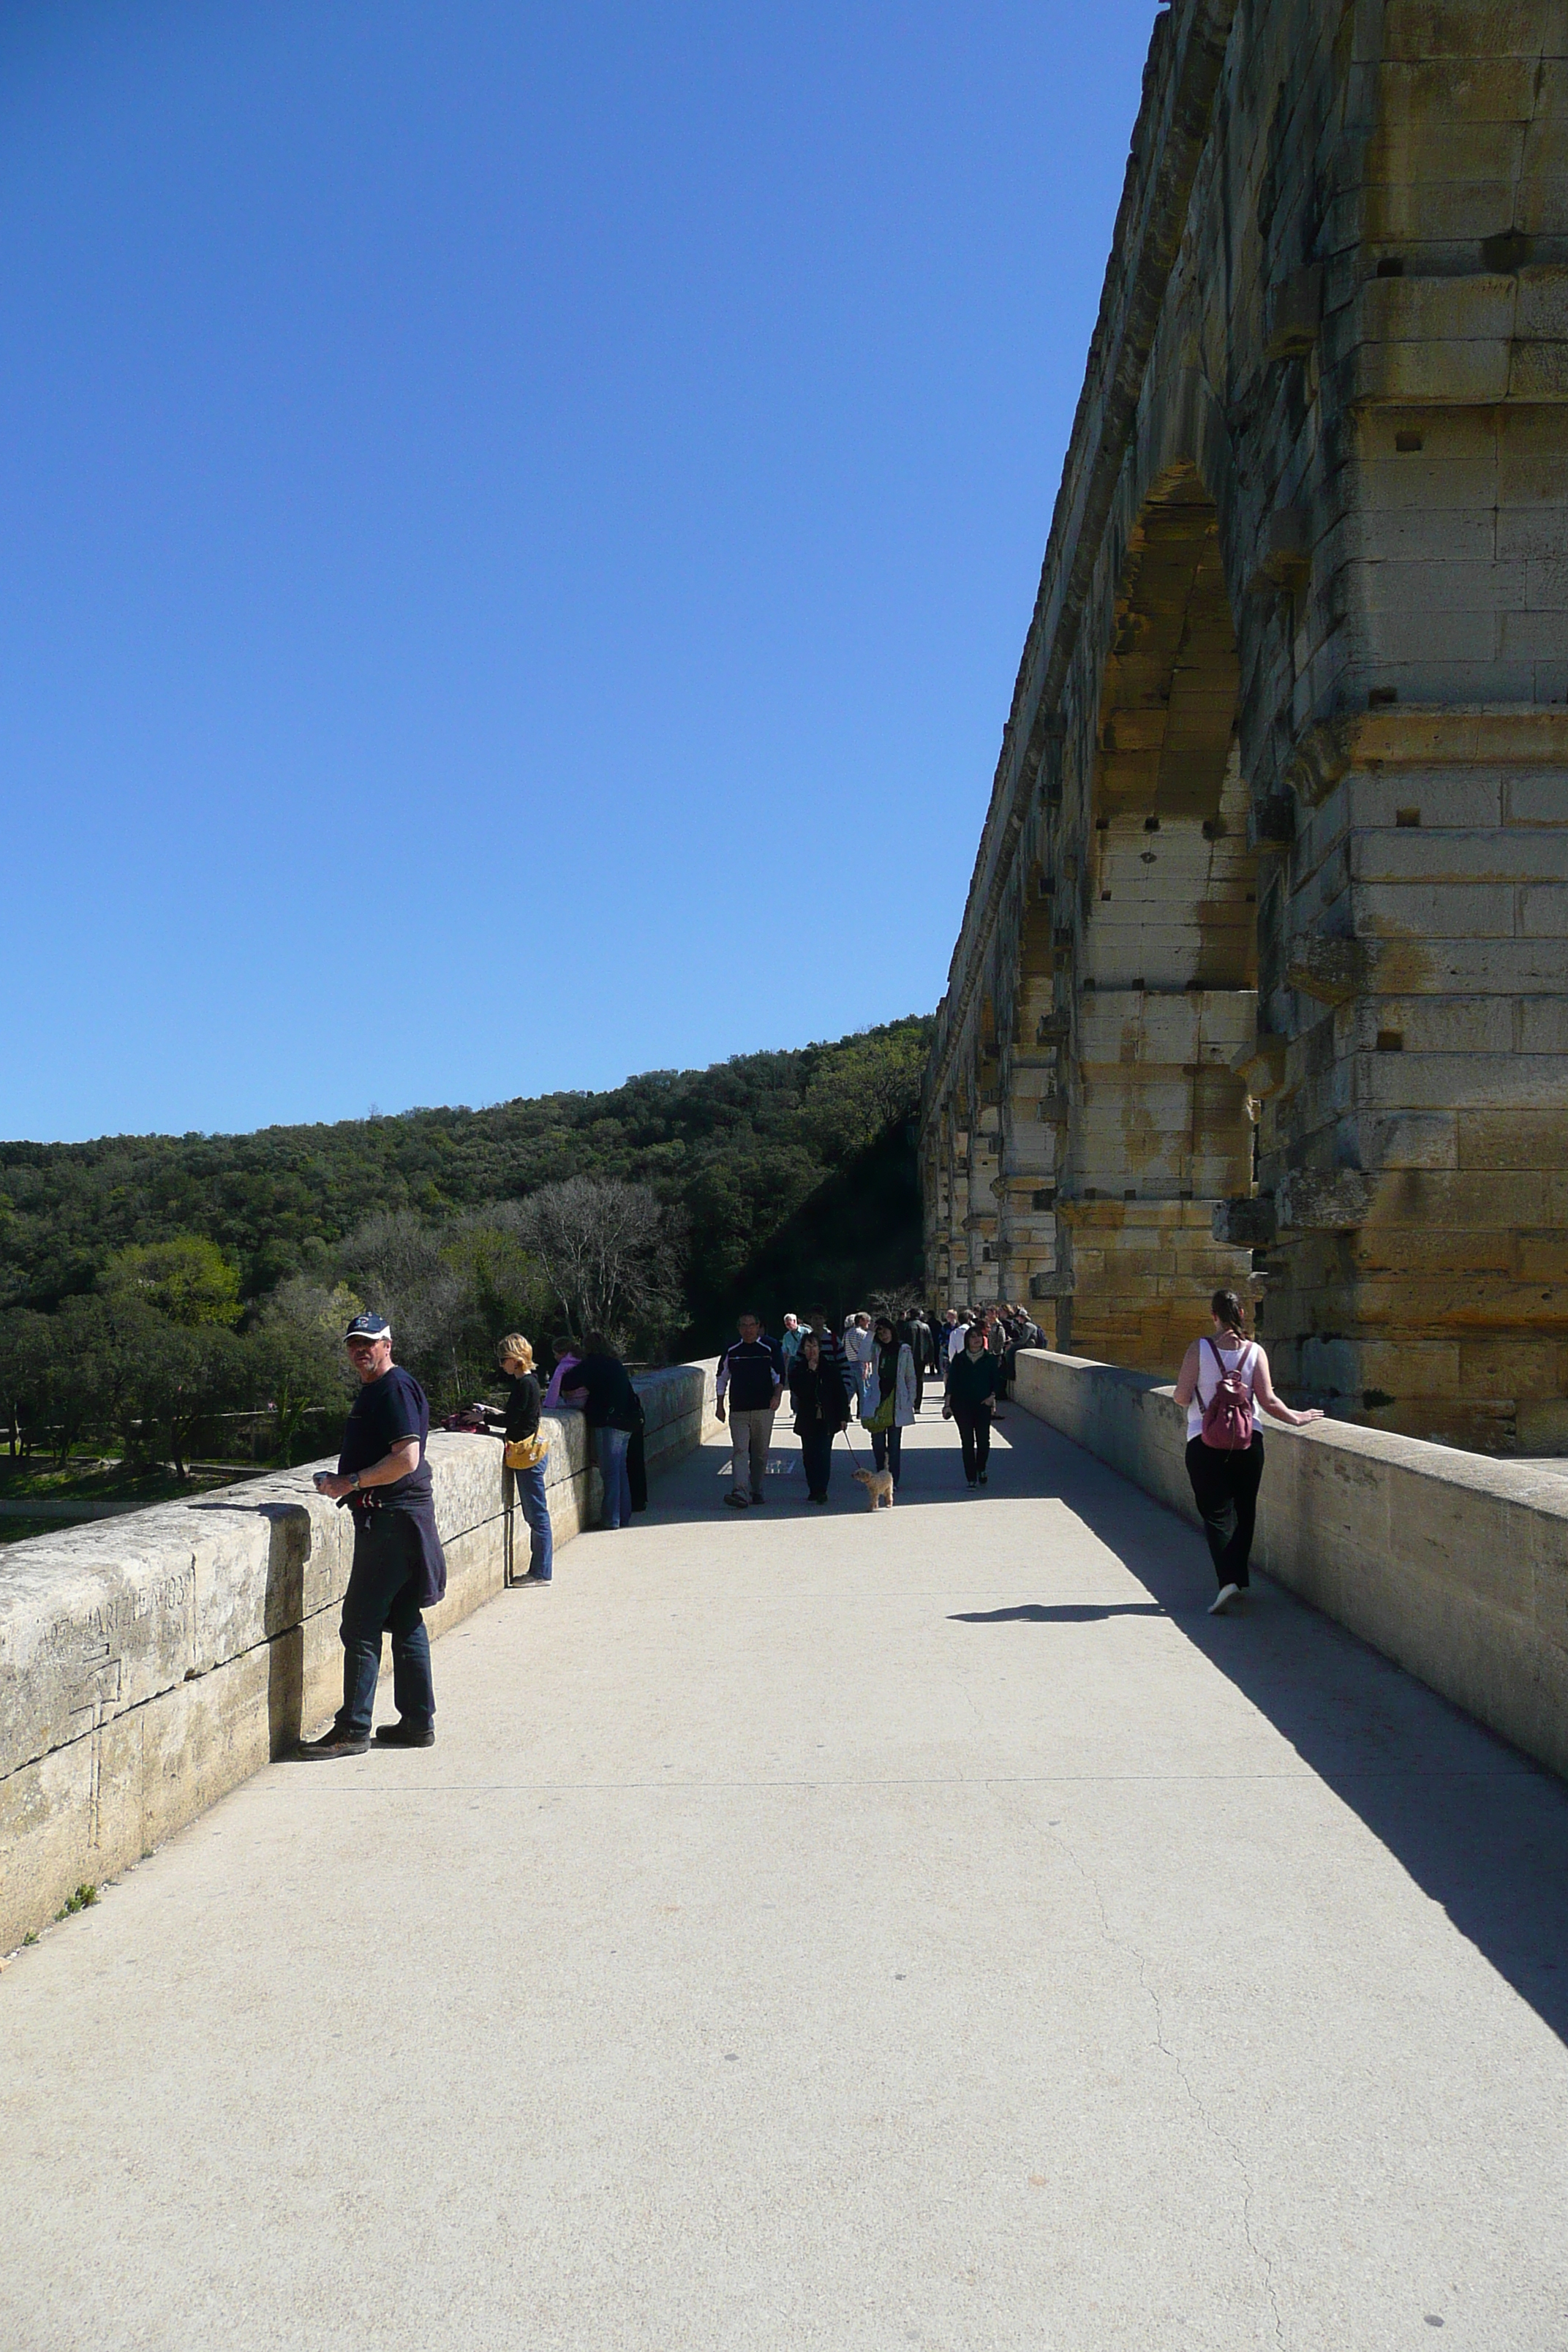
[853, 1466, 895, 1511]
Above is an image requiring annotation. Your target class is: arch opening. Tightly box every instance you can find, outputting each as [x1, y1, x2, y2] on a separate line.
[1060, 470, 1259, 1371]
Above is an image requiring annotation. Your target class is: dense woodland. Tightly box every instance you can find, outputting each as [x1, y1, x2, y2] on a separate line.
[0, 1017, 930, 1466]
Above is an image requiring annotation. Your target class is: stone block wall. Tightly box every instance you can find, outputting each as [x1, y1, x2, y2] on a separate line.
[1011, 1346, 1568, 1782]
[0, 1365, 719, 1953]
[923, 0, 1568, 1451]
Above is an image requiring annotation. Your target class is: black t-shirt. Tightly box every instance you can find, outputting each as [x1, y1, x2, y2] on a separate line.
[502, 1371, 541, 1442]
[337, 1365, 432, 1502]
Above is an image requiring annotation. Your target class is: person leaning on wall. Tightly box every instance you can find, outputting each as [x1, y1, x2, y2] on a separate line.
[560, 1331, 640, 1531]
[302, 1311, 448, 1757]
[490, 1333, 552, 1585]
[1172, 1289, 1323, 1617]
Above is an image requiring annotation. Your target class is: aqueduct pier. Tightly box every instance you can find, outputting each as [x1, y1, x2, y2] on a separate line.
[921, 0, 1568, 1452]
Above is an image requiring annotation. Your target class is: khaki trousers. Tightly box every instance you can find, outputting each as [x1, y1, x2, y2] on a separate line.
[728, 1406, 774, 1501]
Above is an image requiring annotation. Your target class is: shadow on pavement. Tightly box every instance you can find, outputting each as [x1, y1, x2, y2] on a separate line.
[986, 1405, 1568, 2050]
[951, 1602, 1166, 1623]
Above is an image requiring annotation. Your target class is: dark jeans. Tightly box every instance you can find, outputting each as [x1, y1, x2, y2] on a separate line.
[1185, 1434, 1265, 1588]
[337, 1511, 434, 1736]
[598, 1425, 632, 1528]
[510, 1459, 552, 1579]
[799, 1423, 834, 1499]
[870, 1425, 902, 1484]
[951, 1401, 992, 1482]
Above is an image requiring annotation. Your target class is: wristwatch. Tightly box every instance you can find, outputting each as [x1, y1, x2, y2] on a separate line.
[349, 1473, 361, 1492]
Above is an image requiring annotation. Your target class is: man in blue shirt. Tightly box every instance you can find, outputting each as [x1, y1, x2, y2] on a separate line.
[300, 1312, 448, 1759]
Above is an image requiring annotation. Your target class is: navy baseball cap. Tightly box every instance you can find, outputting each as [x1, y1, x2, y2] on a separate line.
[344, 1313, 391, 1343]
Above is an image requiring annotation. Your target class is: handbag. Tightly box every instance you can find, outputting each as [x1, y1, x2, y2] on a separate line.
[864, 1392, 896, 1435]
[504, 1431, 549, 1471]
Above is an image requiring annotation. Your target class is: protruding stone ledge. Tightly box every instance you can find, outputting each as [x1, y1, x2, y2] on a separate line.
[1286, 706, 1568, 807]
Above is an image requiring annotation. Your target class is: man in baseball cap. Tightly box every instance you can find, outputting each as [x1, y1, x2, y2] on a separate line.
[299, 1311, 448, 1757]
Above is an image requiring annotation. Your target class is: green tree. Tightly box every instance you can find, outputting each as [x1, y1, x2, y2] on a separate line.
[253, 1278, 361, 1463]
[99, 1238, 243, 1328]
[0, 1308, 53, 1457]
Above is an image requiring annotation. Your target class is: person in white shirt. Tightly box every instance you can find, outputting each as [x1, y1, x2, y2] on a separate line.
[1172, 1289, 1323, 1616]
[843, 1311, 875, 1414]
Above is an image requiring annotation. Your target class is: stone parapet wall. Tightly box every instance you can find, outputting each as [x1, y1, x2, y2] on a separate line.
[0, 1365, 719, 1951]
[1011, 1347, 1568, 1782]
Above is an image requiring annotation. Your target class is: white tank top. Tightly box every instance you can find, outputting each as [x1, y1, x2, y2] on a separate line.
[1187, 1339, 1257, 1442]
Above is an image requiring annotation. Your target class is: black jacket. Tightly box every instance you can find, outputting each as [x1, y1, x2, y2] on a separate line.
[788, 1356, 851, 1433]
[718, 1335, 785, 1413]
[500, 1372, 541, 1443]
[946, 1348, 1003, 1409]
[562, 1351, 640, 1431]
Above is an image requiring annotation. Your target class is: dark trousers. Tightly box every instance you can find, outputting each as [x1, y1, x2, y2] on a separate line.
[951, 1401, 992, 1482]
[337, 1511, 435, 1735]
[1185, 1434, 1265, 1589]
[799, 1424, 834, 1499]
[870, 1425, 902, 1483]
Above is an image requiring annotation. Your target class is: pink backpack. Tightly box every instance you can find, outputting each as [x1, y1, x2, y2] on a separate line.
[1199, 1338, 1256, 1451]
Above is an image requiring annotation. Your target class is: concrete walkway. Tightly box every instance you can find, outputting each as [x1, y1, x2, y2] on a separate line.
[4, 1401, 1568, 2351]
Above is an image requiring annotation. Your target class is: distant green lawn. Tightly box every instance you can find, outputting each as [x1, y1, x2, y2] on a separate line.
[0, 1455, 262, 1542]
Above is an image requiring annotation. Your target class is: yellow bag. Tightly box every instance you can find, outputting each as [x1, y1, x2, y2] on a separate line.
[504, 1433, 549, 1472]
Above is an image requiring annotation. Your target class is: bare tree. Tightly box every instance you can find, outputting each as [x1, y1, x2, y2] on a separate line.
[514, 1177, 682, 1348]
[334, 1211, 470, 1398]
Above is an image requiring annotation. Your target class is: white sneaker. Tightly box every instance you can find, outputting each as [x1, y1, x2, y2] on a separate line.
[1208, 1582, 1242, 1616]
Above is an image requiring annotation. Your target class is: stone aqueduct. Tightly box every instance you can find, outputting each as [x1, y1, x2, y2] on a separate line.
[921, 0, 1568, 1453]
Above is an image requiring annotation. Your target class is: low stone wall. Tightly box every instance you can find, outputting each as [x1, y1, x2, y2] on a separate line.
[1011, 1349, 1568, 1781]
[0, 1364, 718, 1950]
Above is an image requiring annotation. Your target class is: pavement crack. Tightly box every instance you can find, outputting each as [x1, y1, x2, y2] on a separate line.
[1045, 1820, 1289, 2350]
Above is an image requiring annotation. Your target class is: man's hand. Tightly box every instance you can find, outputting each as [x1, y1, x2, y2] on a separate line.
[314, 1473, 355, 1501]
[715, 1398, 726, 1422]
[941, 1403, 952, 1421]
[770, 1387, 782, 1410]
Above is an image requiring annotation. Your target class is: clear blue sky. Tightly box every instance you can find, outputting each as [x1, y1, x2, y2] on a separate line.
[0, 1, 1156, 1143]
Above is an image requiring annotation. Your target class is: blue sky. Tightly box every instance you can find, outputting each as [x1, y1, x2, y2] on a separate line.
[0, 1, 1156, 1142]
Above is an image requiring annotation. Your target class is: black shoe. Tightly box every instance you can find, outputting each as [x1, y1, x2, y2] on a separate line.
[724, 1492, 749, 1509]
[374, 1719, 435, 1748]
[298, 1727, 369, 1760]
[521, 1571, 552, 1584]
[978, 1469, 988, 1485]
[750, 1488, 766, 1503]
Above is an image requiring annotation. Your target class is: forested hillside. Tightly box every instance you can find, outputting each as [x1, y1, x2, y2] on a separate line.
[0, 1017, 931, 1460]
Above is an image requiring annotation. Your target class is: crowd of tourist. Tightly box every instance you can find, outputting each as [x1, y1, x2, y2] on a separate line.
[710, 1297, 1047, 1509]
[299, 1286, 1316, 1757]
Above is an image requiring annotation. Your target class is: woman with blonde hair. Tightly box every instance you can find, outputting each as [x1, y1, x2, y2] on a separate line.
[493, 1333, 552, 1584]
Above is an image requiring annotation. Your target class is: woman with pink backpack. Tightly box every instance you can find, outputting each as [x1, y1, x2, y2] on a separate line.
[1172, 1291, 1324, 1616]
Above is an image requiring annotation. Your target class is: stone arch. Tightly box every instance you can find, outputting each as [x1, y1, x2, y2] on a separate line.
[1058, 462, 1258, 1371]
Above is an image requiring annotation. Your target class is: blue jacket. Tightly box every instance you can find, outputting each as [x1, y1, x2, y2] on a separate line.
[717, 1335, 785, 1412]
